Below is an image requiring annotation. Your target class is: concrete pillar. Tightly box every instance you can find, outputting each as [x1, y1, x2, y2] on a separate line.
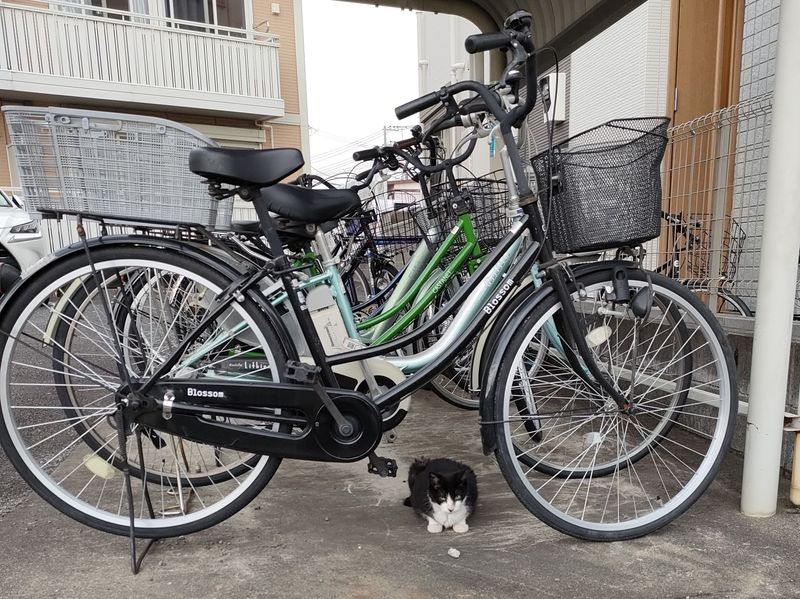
[740, 0, 800, 516]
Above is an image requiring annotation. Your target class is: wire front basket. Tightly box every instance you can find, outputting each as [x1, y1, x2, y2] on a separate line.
[531, 117, 669, 254]
[331, 172, 511, 269]
[429, 172, 511, 255]
[681, 214, 747, 285]
[2, 106, 232, 229]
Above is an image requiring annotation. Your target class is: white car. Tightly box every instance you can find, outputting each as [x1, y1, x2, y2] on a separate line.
[0, 189, 48, 287]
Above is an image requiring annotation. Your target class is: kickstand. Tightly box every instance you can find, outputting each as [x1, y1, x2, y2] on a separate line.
[132, 538, 159, 576]
[82, 216, 161, 575]
[116, 413, 160, 575]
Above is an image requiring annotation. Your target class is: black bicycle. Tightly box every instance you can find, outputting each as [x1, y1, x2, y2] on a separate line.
[0, 11, 737, 546]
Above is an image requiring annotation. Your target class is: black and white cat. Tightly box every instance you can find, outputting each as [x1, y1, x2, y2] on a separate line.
[403, 458, 478, 533]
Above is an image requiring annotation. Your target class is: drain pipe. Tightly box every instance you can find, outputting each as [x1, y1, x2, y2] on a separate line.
[786, 413, 800, 506]
[740, 0, 800, 517]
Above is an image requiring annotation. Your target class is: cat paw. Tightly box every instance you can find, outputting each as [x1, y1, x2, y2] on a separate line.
[452, 522, 469, 533]
[427, 521, 444, 533]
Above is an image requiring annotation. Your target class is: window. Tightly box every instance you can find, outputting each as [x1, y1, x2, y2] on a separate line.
[165, 0, 246, 34]
[55, 0, 248, 33]
[89, 0, 132, 20]
[57, 0, 134, 19]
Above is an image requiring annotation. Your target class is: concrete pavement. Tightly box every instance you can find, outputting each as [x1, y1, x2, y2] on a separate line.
[0, 391, 798, 599]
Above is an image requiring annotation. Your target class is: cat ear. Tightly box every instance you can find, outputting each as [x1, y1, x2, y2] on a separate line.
[429, 472, 442, 487]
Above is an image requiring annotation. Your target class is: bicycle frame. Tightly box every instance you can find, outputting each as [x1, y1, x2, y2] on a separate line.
[148, 139, 561, 397]
[137, 211, 539, 411]
[362, 212, 482, 344]
[266, 205, 487, 348]
[134, 110, 634, 419]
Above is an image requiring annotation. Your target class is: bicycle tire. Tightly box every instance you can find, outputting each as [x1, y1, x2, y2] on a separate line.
[488, 268, 737, 541]
[718, 290, 752, 317]
[0, 245, 288, 538]
[412, 280, 481, 410]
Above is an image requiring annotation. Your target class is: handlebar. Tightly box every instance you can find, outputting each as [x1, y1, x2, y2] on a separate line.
[395, 91, 441, 121]
[394, 10, 537, 134]
[360, 11, 539, 197]
[464, 31, 509, 53]
[349, 131, 471, 190]
[350, 137, 422, 190]
[352, 137, 419, 162]
[352, 147, 380, 162]
[427, 113, 474, 135]
[291, 173, 336, 189]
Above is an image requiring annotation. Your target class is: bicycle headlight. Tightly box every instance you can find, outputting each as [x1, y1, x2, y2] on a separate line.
[10, 220, 39, 234]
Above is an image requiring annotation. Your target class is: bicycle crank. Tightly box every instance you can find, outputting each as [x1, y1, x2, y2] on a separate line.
[313, 394, 383, 461]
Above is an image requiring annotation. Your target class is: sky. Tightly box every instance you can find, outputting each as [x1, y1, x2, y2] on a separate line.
[301, 0, 418, 176]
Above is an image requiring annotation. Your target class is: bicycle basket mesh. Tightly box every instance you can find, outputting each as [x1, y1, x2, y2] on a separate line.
[531, 117, 669, 253]
[681, 214, 747, 284]
[2, 106, 231, 229]
[419, 172, 511, 264]
[331, 173, 510, 270]
[430, 173, 510, 253]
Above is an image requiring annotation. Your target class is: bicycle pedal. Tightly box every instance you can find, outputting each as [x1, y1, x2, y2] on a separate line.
[367, 454, 397, 478]
[285, 361, 320, 384]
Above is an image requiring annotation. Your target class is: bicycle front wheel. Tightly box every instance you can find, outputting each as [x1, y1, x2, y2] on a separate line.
[0, 245, 288, 538]
[488, 268, 737, 541]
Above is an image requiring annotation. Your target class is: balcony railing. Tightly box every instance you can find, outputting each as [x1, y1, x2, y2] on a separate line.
[0, 0, 283, 117]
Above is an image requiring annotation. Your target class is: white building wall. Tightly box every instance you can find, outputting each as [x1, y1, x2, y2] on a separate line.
[568, 0, 671, 136]
[417, 2, 670, 176]
[416, 12, 490, 176]
[417, 12, 482, 95]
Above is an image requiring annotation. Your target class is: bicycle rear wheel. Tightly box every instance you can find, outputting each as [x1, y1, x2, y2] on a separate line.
[487, 268, 737, 540]
[51, 270, 266, 486]
[415, 284, 482, 410]
[0, 245, 288, 538]
[718, 290, 752, 317]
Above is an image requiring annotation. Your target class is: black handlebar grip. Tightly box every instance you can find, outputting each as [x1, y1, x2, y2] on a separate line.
[352, 147, 380, 162]
[354, 169, 371, 182]
[464, 31, 510, 54]
[395, 91, 440, 120]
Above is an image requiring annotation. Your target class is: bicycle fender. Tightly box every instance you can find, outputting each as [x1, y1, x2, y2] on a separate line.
[478, 260, 638, 455]
[478, 280, 551, 455]
[471, 274, 535, 393]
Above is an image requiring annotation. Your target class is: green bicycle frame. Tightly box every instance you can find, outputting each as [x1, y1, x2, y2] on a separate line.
[359, 213, 482, 345]
[268, 211, 483, 348]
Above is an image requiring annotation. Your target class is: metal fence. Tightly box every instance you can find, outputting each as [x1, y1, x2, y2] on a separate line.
[648, 93, 792, 316]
